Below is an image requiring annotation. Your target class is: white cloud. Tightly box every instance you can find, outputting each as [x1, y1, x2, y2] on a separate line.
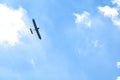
[116, 62, 120, 68]
[0, 4, 28, 46]
[30, 58, 36, 68]
[117, 76, 120, 80]
[116, 62, 120, 80]
[98, 6, 118, 18]
[73, 11, 91, 27]
[113, 18, 120, 26]
[112, 0, 120, 7]
[98, 1, 120, 27]
[92, 40, 100, 48]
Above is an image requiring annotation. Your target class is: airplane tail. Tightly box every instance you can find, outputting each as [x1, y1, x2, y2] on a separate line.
[30, 28, 33, 34]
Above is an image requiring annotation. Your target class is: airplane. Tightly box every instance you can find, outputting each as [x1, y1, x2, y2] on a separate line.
[30, 19, 42, 40]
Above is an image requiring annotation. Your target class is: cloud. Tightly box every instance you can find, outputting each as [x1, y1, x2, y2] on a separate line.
[0, 4, 28, 46]
[112, 0, 120, 7]
[98, 6, 118, 18]
[117, 76, 120, 80]
[91, 40, 104, 48]
[116, 62, 120, 80]
[98, 1, 120, 27]
[116, 62, 120, 68]
[73, 11, 91, 27]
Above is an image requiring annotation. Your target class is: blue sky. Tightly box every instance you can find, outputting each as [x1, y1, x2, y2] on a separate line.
[0, 0, 120, 80]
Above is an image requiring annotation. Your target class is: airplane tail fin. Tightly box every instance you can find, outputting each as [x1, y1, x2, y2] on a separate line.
[30, 28, 33, 34]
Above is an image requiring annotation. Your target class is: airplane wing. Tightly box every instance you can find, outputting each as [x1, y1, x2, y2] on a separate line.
[35, 29, 42, 39]
[32, 19, 42, 40]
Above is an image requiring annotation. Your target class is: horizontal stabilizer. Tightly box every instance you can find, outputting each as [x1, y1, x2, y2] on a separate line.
[30, 28, 33, 34]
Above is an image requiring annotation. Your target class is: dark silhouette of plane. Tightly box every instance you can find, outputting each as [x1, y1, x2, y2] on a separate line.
[30, 19, 42, 40]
